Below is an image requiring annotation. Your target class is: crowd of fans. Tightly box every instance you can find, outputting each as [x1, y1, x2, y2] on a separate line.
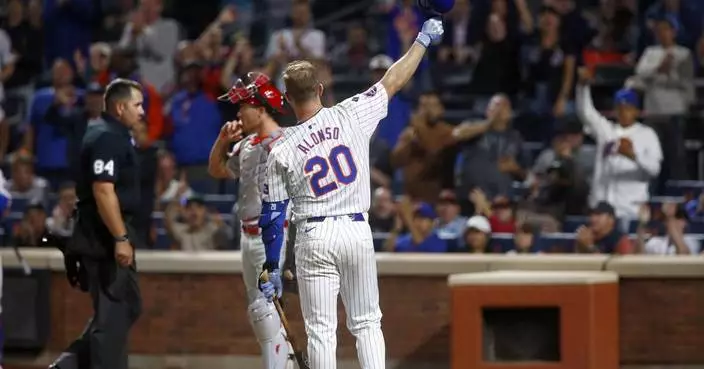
[0, 0, 704, 255]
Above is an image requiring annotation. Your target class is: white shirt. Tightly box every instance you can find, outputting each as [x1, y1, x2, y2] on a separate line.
[158, 180, 193, 204]
[265, 28, 326, 90]
[263, 83, 389, 223]
[643, 235, 701, 255]
[227, 133, 279, 221]
[266, 28, 326, 60]
[119, 18, 181, 93]
[576, 86, 663, 219]
[635, 44, 694, 115]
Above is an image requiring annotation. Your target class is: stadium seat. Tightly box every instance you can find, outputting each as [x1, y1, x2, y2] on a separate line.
[203, 194, 236, 214]
[154, 229, 171, 250]
[189, 179, 220, 194]
[522, 142, 545, 163]
[9, 197, 27, 212]
[441, 93, 474, 110]
[490, 236, 514, 253]
[541, 234, 577, 253]
[222, 181, 238, 197]
[688, 221, 704, 234]
[206, 198, 236, 214]
[664, 180, 704, 196]
[563, 216, 588, 232]
[444, 109, 476, 123]
[594, 63, 633, 85]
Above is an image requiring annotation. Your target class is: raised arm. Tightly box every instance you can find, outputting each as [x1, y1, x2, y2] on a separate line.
[380, 18, 444, 99]
[390, 127, 417, 168]
[576, 67, 613, 141]
[451, 120, 490, 142]
[208, 121, 243, 179]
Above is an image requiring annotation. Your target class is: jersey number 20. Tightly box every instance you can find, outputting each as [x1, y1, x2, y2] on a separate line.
[304, 145, 357, 197]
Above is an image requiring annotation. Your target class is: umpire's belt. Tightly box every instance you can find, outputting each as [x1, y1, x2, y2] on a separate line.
[306, 213, 364, 223]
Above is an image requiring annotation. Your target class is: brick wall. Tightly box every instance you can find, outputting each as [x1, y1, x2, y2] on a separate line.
[47, 272, 704, 364]
[619, 279, 704, 363]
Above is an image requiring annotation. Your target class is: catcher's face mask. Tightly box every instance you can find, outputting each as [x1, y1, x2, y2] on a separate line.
[218, 72, 287, 115]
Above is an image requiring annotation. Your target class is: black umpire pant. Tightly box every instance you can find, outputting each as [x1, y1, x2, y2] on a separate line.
[53, 258, 141, 369]
[53, 215, 142, 369]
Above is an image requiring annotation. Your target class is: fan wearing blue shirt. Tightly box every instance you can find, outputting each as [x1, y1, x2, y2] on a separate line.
[168, 61, 223, 192]
[386, 201, 448, 253]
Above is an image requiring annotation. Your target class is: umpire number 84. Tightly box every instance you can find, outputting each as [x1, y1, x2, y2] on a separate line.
[304, 145, 357, 197]
[93, 159, 115, 176]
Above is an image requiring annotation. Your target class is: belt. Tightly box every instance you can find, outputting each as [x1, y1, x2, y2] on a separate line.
[241, 223, 261, 236]
[307, 213, 365, 223]
[241, 220, 289, 236]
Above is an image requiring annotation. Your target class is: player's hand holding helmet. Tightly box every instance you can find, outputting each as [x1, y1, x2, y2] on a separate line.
[220, 120, 244, 142]
[416, 18, 445, 48]
[259, 269, 283, 302]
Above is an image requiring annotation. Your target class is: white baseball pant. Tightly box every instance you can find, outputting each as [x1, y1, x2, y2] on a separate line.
[241, 229, 292, 369]
[294, 215, 386, 369]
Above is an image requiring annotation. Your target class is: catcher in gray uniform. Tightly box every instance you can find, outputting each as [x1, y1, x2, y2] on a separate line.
[208, 72, 296, 369]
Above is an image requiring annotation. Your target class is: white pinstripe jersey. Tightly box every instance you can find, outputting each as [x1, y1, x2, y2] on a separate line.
[262, 82, 389, 222]
[227, 132, 282, 221]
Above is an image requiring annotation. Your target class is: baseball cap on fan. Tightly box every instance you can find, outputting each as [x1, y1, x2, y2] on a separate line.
[414, 202, 437, 219]
[466, 215, 491, 234]
[590, 201, 616, 217]
[218, 72, 288, 115]
[613, 88, 640, 108]
[369, 54, 393, 71]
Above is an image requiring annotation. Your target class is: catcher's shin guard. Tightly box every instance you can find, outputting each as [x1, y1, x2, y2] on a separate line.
[248, 297, 293, 369]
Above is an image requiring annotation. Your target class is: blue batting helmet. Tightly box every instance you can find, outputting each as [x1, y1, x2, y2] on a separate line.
[417, 0, 455, 15]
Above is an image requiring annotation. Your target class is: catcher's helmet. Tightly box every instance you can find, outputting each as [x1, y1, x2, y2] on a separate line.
[417, 0, 455, 15]
[218, 72, 288, 116]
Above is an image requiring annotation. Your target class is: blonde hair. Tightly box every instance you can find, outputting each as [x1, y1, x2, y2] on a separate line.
[282, 60, 319, 103]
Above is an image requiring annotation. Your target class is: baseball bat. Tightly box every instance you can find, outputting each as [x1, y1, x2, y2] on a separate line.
[260, 270, 310, 369]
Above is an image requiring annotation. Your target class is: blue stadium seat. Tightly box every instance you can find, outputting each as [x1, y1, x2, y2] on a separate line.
[373, 237, 385, 252]
[542, 234, 577, 253]
[521, 142, 545, 164]
[203, 194, 236, 214]
[594, 64, 633, 85]
[222, 181, 238, 197]
[444, 109, 476, 123]
[563, 216, 588, 232]
[490, 237, 514, 253]
[9, 197, 27, 212]
[628, 220, 640, 233]
[688, 221, 704, 234]
[207, 199, 235, 214]
[510, 182, 529, 200]
[152, 216, 165, 229]
[664, 180, 704, 196]
[154, 229, 171, 250]
[189, 179, 220, 194]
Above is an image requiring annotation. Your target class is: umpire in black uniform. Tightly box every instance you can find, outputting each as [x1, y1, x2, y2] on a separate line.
[50, 78, 144, 369]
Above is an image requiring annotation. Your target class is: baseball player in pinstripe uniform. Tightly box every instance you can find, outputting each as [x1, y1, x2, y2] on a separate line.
[208, 72, 294, 369]
[256, 18, 445, 369]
